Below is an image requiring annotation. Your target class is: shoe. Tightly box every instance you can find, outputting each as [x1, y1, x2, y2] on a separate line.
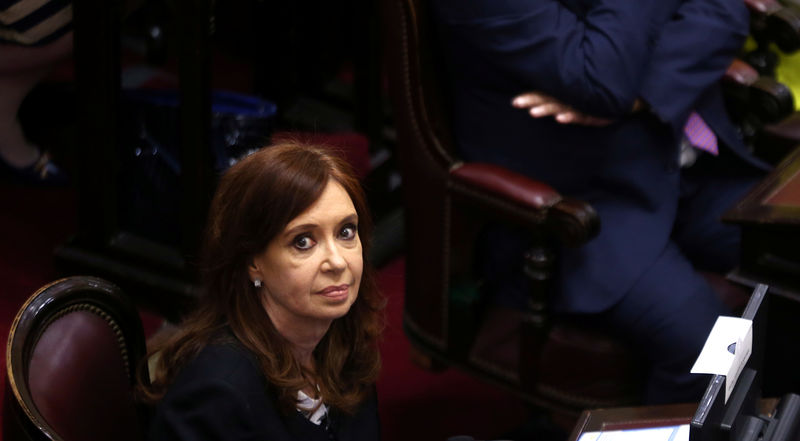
[0, 150, 69, 186]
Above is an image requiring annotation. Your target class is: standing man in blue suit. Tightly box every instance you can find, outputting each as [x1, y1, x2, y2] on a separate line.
[432, 0, 770, 403]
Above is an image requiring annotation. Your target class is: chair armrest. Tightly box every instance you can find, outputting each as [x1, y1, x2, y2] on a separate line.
[745, 0, 782, 15]
[770, 8, 800, 53]
[449, 162, 600, 246]
[450, 162, 561, 209]
[750, 77, 795, 123]
[546, 197, 601, 247]
[724, 59, 760, 86]
[746, 0, 800, 52]
[724, 59, 794, 125]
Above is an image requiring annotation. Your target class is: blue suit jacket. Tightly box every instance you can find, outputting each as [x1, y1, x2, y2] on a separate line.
[432, 0, 769, 313]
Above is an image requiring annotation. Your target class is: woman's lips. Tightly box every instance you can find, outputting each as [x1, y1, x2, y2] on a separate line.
[317, 284, 350, 300]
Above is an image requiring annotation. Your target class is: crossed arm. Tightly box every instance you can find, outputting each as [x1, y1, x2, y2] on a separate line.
[511, 91, 637, 126]
[494, 0, 749, 127]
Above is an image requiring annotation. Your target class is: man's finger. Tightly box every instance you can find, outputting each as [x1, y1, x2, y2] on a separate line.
[555, 112, 614, 126]
[555, 111, 578, 123]
[512, 92, 549, 108]
[529, 102, 568, 117]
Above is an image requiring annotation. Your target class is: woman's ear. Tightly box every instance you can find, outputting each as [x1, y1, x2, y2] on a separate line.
[247, 260, 261, 282]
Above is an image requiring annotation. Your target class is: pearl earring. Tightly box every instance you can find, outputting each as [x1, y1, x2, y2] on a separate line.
[253, 279, 262, 288]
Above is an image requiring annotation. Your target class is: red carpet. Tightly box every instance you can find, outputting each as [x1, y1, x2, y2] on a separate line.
[0, 182, 533, 441]
[376, 259, 532, 441]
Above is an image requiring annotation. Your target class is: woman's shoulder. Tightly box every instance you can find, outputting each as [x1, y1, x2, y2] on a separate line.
[173, 331, 266, 392]
[332, 386, 381, 441]
[148, 333, 286, 440]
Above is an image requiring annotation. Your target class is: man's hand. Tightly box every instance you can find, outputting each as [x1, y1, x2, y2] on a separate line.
[511, 91, 615, 126]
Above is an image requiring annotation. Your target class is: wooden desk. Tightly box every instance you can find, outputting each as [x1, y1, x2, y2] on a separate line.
[568, 400, 779, 441]
[722, 147, 800, 395]
[567, 402, 695, 441]
[723, 146, 800, 299]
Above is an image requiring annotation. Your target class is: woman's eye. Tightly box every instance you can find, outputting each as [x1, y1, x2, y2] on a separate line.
[293, 235, 316, 250]
[339, 224, 357, 240]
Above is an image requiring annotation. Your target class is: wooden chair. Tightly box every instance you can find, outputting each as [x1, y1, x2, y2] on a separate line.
[382, 0, 645, 422]
[739, 0, 800, 163]
[722, 58, 797, 164]
[3, 276, 148, 441]
[744, 0, 800, 74]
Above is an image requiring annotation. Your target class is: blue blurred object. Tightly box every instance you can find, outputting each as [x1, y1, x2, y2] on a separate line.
[118, 88, 277, 247]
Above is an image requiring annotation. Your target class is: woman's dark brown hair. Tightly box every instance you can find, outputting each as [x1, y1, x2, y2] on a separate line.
[138, 140, 384, 415]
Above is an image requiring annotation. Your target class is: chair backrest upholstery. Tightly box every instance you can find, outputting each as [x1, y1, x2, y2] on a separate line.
[5, 276, 148, 441]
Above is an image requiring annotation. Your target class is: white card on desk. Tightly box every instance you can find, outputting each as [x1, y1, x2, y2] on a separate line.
[690, 316, 753, 402]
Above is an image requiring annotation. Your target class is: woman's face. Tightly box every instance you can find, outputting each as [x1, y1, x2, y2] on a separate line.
[249, 179, 363, 336]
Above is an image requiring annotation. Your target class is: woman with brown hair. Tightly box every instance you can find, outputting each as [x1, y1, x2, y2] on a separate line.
[140, 141, 385, 440]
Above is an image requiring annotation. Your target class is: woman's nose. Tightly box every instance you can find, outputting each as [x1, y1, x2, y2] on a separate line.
[322, 241, 347, 272]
